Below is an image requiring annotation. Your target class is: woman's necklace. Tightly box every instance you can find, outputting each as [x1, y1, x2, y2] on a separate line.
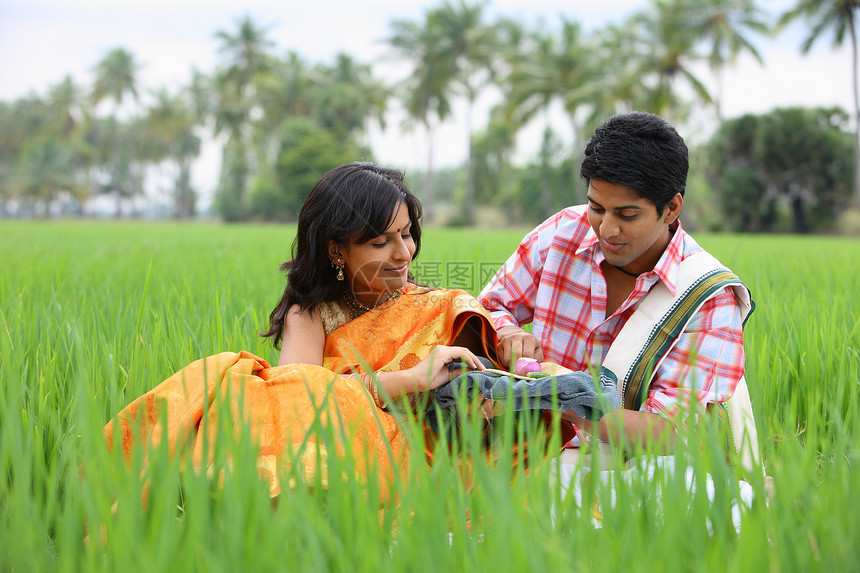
[342, 287, 402, 320]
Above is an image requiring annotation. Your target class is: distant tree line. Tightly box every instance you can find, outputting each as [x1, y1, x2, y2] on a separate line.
[0, 0, 857, 233]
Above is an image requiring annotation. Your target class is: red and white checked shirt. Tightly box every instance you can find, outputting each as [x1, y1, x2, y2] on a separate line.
[478, 205, 746, 425]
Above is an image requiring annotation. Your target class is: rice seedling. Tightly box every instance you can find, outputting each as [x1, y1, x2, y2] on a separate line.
[1, 221, 858, 571]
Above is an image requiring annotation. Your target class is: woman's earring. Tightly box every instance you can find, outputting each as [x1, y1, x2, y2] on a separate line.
[332, 254, 345, 281]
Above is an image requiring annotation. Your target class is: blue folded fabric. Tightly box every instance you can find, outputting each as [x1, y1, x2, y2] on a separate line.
[434, 359, 621, 421]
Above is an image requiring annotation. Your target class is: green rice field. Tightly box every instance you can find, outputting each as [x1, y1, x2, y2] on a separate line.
[1, 220, 859, 571]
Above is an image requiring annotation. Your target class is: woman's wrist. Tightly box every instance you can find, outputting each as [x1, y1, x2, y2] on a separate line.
[377, 369, 412, 399]
[360, 369, 426, 405]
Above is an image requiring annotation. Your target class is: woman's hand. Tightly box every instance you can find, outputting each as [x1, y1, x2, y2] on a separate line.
[406, 345, 485, 393]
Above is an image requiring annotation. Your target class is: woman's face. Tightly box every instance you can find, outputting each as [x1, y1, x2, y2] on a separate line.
[334, 200, 415, 305]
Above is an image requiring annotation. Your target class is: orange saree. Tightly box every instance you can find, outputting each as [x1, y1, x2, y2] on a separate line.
[104, 286, 497, 499]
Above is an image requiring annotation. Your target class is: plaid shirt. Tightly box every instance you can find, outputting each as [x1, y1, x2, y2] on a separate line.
[478, 205, 746, 425]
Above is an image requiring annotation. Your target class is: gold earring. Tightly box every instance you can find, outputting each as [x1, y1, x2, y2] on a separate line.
[332, 254, 345, 281]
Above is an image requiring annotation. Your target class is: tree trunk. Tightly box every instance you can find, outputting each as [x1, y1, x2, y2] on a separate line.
[761, 199, 777, 233]
[463, 96, 475, 223]
[540, 170, 552, 220]
[175, 160, 195, 219]
[569, 113, 580, 202]
[851, 17, 860, 209]
[424, 122, 435, 223]
[715, 64, 724, 121]
[540, 124, 554, 219]
[791, 195, 809, 234]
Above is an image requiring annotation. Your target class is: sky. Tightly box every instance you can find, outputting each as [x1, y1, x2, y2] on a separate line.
[0, 0, 855, 205]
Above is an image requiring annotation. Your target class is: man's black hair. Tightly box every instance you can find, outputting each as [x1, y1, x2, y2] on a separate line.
[580, 111, 688, 214]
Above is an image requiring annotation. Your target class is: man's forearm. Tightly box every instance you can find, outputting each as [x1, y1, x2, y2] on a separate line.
[564, 408, 677, 454]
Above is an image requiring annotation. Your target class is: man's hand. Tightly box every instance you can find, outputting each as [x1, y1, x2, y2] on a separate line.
[562, 408, 676, 454]
[495, 325, 544, 369]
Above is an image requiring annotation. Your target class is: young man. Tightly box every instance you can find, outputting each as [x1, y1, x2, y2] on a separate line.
[478, 112, 750, 454]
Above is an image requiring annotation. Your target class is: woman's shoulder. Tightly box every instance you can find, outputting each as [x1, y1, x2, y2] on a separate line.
[285, 303, 322, 329]
[402, 284, 458, 299]
[402, 284, 487, 314]
[279, 303, 327, 366]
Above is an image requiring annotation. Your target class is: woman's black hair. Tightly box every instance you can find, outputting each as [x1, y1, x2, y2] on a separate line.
[261, 162, 423, 348]
[580, 111, 688, 214]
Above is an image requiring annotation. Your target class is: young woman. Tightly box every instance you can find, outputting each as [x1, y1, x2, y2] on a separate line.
[104, 162, 506, 499]
[262, 162, 492, 402]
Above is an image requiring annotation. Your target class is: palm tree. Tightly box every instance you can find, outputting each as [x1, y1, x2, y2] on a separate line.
[92, 47, 140, 110]
[92, 47, 143, 217]
[779, 0, 860, 207]
[471, 111, 517, 212]
[254, 51, 387, 161]
[627, 1, 713, 122]
[587, 22, 643, 125]
[313, 53, 389, 143]
[46, 76, 93, 215]
[11, 139, 89, 218]
[86, 116, 148, 217]
[145, 89, 202, 218]
[0, 97, 48, 213]
[502, 18, 597, 202]
[251, 51, 314, 170]
[214, 15, 275, 98]
[212, 15, 274, 220]
[432, 0, 499, 223]
[682, 0, 771, 119]
[46, 75, 87, 138]
[187, 68, 214, 126]
[0, 163, 8, 216]
[212, 87, 252, 221]
[387, 16, 458, 222]
[254, 51, 314, 125]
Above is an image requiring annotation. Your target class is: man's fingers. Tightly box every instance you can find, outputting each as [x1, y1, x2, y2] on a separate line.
[495, 343, 511, 370]
[523, 338, 544, 362]
[505, 338, 523, 369]
[513, 333, 543, 362]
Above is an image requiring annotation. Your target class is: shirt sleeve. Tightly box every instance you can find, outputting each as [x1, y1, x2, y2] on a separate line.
[477, 213, 561, 331]
[641, 288, 746, 426]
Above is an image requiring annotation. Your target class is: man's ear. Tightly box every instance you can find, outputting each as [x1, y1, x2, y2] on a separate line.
[664, 193, 683, 224]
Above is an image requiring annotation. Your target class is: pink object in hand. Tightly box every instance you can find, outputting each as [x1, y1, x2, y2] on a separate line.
[514, 357, 542, 376]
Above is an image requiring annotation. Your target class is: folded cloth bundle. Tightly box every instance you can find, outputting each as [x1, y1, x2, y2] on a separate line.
[435, 358, 621, 421]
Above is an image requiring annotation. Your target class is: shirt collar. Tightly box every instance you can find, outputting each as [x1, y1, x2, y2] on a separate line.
[575, 209, 599, 255]
[651, 220, 684, 296]
[575, 209, 685, 297]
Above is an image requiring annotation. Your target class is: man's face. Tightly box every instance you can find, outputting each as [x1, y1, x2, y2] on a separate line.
[586, 179, 682, 274]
